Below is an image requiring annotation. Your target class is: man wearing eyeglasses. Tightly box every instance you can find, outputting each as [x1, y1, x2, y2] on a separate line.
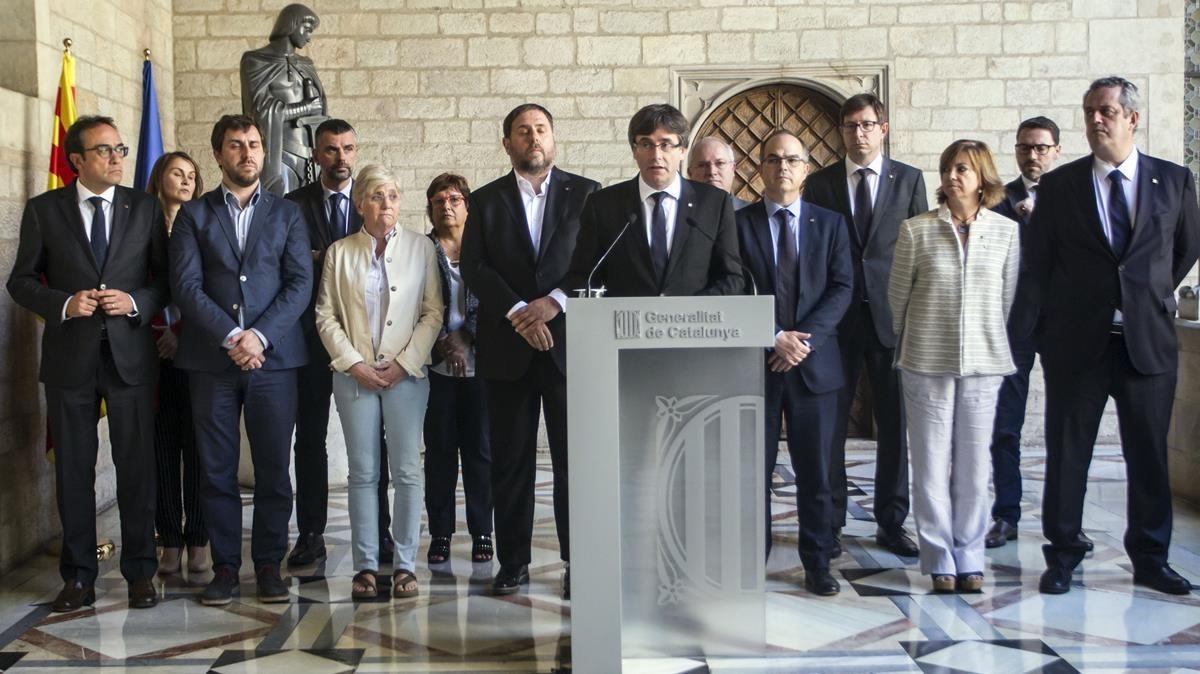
[564, 103, 744, 298]
[736, 131, 852, 595]
[804, 93, 927, 560]
[687, 137, 749, 210]
[984, 116, 1064, 550]
[8, 115, 169, 611]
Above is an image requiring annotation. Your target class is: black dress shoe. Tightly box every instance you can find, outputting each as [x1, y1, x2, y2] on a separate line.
[380, 531, 395, 565]
[287, 532, 326, 566]
[1038, 567, 1072, 594]
[492, 564, 529, 595]
[985, 520, 1018, 548]
[257, 564, 290, 603]
[829, 529, 843, 560]
[1133, 564, 1193, 595]
[128, 578, 158, 609]
[804, 568, 840, 596]
[563, 564, 570, 600]
[201, 566, 239, 606]
[52, 580, 95, 612]
[876, 527, 919, 557]
[1077, 531, 1094, 552]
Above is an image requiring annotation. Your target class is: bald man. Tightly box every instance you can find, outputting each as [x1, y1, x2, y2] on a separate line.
[688, 137, 749, 210]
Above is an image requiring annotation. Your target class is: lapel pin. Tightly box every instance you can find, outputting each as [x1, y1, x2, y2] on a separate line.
[1152, 178, 1159, 184]
[687, 202, 693, 208]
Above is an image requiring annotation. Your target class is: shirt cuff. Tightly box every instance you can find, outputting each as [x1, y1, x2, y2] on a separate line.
[223, 327, 242, 349]
[549, 289, 568, 313]
[250, 328, 269, 350]
[61, 298, 71, 323]
[127, 297, 139, 319]
[506, 301, 528, 319]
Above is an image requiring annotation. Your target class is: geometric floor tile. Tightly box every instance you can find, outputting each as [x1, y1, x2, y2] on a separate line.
[0, 653, 23, 671]
[985, 587, 1200, 645]
[210, 649, 362, 674]
[902, 640, 1076, 674]
[765, 592, 906, 650]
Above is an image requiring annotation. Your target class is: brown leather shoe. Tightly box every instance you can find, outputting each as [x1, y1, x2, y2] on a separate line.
[52, 580, 95, 613]
[128, 578, 158, 609]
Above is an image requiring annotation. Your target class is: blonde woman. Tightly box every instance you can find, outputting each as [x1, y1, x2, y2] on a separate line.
[888, 140, 1019, 594]
[316, 164, 443, 599]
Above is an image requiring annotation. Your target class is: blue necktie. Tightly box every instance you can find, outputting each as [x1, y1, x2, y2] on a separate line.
[650, 192, 669, 284]
[1107, 169, 1132, 259]
[88, 196, 108, 269]
[329, 192, 346, 241]
[775, 209, 797, 329]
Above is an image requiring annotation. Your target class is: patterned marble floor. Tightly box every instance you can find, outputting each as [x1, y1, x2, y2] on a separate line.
[1, 441, 1198, 673]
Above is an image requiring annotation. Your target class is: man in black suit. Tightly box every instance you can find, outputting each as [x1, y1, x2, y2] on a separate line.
[170, 114, 312, 606]
[563, 103, 744, 297]
[461, 103, 600, 597]
[984, 116, 1067, 549]
[8, 116, 168, 611]
[688, 137, 749, 210]
[804, 93, 926, 558]
[737, 131, 852, 596]
[1030, 76, 1200, 595]
[284, 119, 394, 567]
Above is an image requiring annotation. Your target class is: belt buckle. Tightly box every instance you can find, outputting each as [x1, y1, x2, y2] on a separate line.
[1109, 323, 1124, 336]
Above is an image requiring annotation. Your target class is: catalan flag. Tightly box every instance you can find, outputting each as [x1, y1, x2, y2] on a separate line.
[47, 46, 77, 190]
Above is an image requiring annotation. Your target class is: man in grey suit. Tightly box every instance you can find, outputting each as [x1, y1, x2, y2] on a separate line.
[688, 137, 749, 210]
[803, 93, 928, 559]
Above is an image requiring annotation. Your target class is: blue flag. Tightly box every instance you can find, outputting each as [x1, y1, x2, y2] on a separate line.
[133, 58, 163, 192]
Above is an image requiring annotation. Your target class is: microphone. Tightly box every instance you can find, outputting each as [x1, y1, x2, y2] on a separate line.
[580, 216, 634, 298]
[684, 216, 756, 296]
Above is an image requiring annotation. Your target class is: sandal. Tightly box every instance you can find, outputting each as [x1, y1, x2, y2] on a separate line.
[393, 569, 419, 598]
[956, 572, 984, 593]
[351, 570, 378, 600]
[427, 536, 451, 564]
[931, 574, 956, 593]
[472, 535, 494, 562]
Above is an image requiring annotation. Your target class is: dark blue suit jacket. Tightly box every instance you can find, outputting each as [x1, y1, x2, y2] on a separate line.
[1027, 153, 1200, 375]
[991, 177, 1039, 341]
[737, 199, 853, 395]
[169, 186, 312, 372]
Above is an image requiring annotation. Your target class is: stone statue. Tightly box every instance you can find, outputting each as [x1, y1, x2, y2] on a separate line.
[240, 3, 328, 195]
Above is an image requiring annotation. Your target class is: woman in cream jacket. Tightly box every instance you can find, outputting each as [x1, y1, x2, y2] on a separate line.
[316, 164, 443, 600]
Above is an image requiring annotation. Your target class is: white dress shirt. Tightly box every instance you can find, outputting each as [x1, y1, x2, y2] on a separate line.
[845, 154, 885, 218]
[506, 168, 568, 317]
[1091, 148, 1139, 324]
[763, 197, 807, 345]
[366, 229, 397, 352]
[431, 260, 476, 377]
[322, 180, 352, 235]
[219, 184, 268, 348]
[1021, 176, 1039, 205]
[62, 182, 138, 322]
[638, 172, 682, 251]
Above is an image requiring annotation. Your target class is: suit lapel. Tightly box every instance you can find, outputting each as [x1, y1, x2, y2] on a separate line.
[1078, 157, 1115, 261]
[105, 188, 132, 271]
[749, 202, 776, 294]
[500, 172, 537, 264]
[536, 171, 564, 263]
[58, 185, 99, 272]
[1005, 180, 1028, 224]
[623, 179, 657, 286]
[347, 185, 363, 236]
[307, 185, 332, 250]
[241, 190, 272, 262]
[662, 179, 692, 288]
[864, 158, 893, 249]
[1128, 154, 1157, 256]
[830, 162, 856, 245]
[206, 189, 242, 260]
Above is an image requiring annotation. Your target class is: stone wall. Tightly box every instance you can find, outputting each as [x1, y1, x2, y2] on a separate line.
[0, 0, 174, 574]
[1171, 321, 1200, 505]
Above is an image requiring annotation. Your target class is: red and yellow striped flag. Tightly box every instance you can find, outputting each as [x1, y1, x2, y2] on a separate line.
[47, 47, 77, 190]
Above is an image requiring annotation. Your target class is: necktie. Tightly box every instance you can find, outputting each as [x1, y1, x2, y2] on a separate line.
[1107, 169, 1132, 259]
[775, 209, 797, 329]
[329, 192, 346, 241]
[650, 192, 669, 285]
[88, 196, 108, 269]
[853, 168, 874, 243]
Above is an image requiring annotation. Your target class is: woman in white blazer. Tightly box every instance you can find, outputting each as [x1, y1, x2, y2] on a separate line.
[316, 164, 444, 600]
[888, 140, 1019, 594]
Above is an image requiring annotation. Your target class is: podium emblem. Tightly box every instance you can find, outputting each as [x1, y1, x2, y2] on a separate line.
[614, 310, 641, 339]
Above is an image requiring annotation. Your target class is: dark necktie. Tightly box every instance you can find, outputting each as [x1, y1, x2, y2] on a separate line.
[88, 196, 108, 269]
[1107, 169, 1132, 259]
[328, 192, 346, 241]
[853, 167, 874, 243]
[650, 191, 669, 285]
[775, 209, 797, 329]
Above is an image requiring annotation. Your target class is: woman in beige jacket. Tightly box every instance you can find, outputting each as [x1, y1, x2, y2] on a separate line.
[316, 164, 444, 600]
[888, 140, 1019, 594]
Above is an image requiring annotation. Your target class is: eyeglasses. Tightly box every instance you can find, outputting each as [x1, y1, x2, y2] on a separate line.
[633, 139, 683, 153]
[81, 144, 129, 159]
[1014, 143, 1057, 156]
[762, 154, 807, 168]
[368, 192, 400, 204]
[691, 159, 732, 171]
[432, 195, 464, 207]
[839, 121, 881, 133]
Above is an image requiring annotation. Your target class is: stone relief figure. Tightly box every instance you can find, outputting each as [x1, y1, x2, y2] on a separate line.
[240, 3, 328, 195]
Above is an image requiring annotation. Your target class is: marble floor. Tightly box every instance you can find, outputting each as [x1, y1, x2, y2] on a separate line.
[1, 441, 1198, 673]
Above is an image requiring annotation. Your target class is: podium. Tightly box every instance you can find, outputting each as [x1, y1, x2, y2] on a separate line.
[567, 295, 774, 672]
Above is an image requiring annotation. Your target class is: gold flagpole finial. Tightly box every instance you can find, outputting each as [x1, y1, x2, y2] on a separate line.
[62, 38, 72, 53]
[144, 48, 151, 61]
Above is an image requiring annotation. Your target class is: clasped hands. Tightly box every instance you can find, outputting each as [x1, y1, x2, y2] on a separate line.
[436, 329, 471, 377]
[348, 359, 407, 391]
[67, 288, 133, 318]
[226, 330, 266, 371]
[510, 296, 561, 352]
[768, 331, 812, 373]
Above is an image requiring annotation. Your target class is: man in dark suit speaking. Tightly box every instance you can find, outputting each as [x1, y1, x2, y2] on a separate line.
[170, 114, 312, 606]
[8, 115, 169, 612]
[1029, 76, 1200, 595]
[563, 103, 744, 297]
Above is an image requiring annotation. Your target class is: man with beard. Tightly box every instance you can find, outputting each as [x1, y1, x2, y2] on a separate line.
[461, 103, 600, 597]
[688, 137, 749, 210]
[170, 114, 312, 606]
[283, 119, 395, 567]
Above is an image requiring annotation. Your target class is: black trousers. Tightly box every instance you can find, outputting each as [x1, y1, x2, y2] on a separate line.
[45, 340, 157, 584]
[153, 358, 206, 548]
[424, 371, 493, 538]
[295, 358, 391, 537]
[1042, 334, 1176, 572]
[989, 334, 1038, 526]
[830, 301, 909, 532]
[486, 352, 568, 566]
[765, 368, 837, 572]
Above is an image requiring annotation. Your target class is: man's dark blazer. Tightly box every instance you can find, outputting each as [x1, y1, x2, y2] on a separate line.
[1027, 153, 1200, 376]
[991, 178, 1040, 340]
[284, 180, 362, 365]
[7, 183, 169, 387]
[461, 169, 600, 381]
[803, 158, 928, 348]
[169, 187, 312, 372]
[736, 200, 853, 394]
[563, 177, 745, 298]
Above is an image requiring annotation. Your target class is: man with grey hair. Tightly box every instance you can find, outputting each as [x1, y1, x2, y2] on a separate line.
[688, 137, 749, 210]
[1028, 76, 1200, 595]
